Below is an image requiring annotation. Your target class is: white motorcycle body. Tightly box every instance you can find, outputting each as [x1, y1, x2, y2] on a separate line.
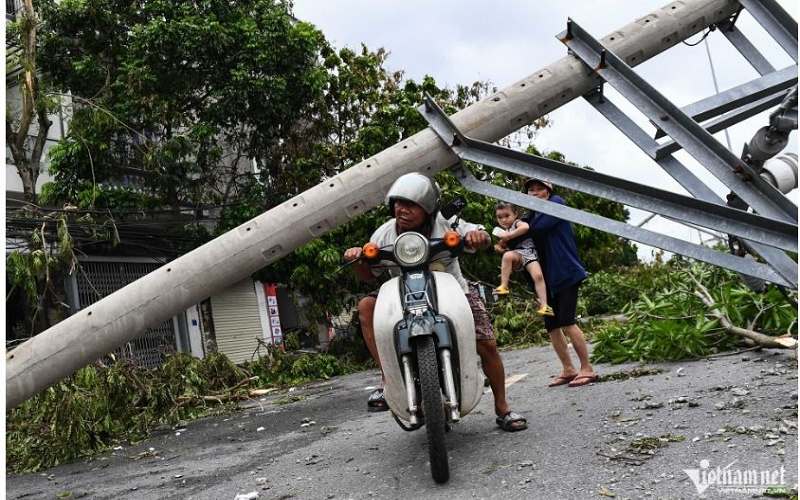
[373, 271, 483, 422]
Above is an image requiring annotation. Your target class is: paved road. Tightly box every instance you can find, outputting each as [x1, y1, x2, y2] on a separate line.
[5, 345, 798, 500]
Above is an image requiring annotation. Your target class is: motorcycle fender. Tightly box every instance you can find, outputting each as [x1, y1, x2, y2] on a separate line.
[431, 272, 483, 417]
[373, 278, 409, 419]
[374, 274, 483, 421]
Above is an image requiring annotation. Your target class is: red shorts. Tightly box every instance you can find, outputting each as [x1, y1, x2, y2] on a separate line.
[467, 285, 494, 341]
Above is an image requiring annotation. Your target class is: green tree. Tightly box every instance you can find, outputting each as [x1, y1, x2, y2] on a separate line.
[246, 74, 504, 323]
[6, 0, 74, 338]
[30, 0, 508, 329]
[28, 0, 633, 332]
[591, 259, 798, 364]
[6, 0, 58, 204]
[38, 0, 328, 213]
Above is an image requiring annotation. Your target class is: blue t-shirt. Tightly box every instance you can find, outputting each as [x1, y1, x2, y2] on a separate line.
[522, 195, 587, 296]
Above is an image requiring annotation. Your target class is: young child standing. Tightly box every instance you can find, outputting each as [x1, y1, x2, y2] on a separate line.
[492, 202, 554, 316]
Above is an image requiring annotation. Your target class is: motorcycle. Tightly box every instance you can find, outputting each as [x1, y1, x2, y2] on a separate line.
[357, 197, 484, 483]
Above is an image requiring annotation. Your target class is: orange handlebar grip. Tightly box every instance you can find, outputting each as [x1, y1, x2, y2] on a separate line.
[363, 242, 380, 259]
[443, 231, 461, 247]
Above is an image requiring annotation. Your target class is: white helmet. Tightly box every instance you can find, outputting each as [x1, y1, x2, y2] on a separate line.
[385, 173, 441, 216]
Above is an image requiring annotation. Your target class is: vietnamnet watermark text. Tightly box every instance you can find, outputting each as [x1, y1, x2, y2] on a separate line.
[683, 459, 789, 496]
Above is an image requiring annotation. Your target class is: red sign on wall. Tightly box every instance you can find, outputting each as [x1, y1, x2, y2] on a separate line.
[264, 283, 283, 346]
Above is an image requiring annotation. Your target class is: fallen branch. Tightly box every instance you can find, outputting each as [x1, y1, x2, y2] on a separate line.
[229, 376, 259, 391]
[690, 285, 797, 350]
[178, 395, 225, 405]
[177, 376, 272, 406]
[249, 388, 278, 397]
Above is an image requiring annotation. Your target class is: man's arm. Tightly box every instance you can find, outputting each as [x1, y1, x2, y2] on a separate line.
[450, 216, 491, 251]
[343, 247, 378, 283]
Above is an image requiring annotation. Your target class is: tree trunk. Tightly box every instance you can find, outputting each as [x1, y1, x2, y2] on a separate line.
[6, 0, 53, 205]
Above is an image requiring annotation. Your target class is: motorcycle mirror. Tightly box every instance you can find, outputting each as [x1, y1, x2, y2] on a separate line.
[440, 195, 467, 220]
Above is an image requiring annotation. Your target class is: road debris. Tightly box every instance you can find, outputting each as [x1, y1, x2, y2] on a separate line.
[233, 492, 258, 500]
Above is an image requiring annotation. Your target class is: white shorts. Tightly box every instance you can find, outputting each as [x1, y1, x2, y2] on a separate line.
[513, 247, 539, 271]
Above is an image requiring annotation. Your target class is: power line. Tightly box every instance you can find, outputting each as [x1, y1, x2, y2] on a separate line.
[703, 36, 733, 151]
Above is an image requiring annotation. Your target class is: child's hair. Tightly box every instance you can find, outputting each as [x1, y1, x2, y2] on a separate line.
[494, 201, 518, 213]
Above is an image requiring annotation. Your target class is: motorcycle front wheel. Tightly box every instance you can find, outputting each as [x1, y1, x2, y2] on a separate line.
[416, 335, 449, 483]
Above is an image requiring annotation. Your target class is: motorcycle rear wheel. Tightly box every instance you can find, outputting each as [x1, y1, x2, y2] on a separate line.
[416, 335, 449, 483]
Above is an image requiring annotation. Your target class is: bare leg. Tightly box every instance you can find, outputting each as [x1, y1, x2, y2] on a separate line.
[498, 251, 520, 289]
[526, 262, 548, 308]
[358, 296, 383, 381]
[548, 327, 578, 378]
[562, 324, 595, 376]
[476, 339, 515, 419]
[360, 295, 389, 411]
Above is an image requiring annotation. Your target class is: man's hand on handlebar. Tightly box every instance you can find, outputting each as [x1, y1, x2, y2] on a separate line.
[343, 246, 377, 283]
[343, 247, 363, 264]
[464, 230, 490, 251]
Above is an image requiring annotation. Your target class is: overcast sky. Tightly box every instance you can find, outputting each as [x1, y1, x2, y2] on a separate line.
[293, 0, 798, 259]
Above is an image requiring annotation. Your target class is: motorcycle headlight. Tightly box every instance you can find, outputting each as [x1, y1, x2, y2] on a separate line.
[394, 232, 428, 266]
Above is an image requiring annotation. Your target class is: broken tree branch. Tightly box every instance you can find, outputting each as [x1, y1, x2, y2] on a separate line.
[690, 285, 797, 349]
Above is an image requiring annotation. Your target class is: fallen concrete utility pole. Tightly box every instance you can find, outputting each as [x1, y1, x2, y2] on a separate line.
[6, 0, 741, 409]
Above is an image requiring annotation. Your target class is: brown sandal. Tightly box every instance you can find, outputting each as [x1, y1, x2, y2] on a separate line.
[568, 374, 599, 387]
[548, 374, 577, 387]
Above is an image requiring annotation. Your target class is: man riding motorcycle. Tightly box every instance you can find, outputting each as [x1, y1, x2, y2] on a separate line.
[343, 173, 528, 432]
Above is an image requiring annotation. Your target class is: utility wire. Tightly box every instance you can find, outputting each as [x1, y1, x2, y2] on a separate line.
[703, 36, 733, 151]
[683, 25, 715, 47]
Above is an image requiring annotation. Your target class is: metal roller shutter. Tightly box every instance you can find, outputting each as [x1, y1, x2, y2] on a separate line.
[211, 278, 264, 364]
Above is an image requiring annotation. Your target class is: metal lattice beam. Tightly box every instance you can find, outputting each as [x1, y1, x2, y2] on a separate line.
[418, 96, 796, 287]
[562, 18, 798, 224]
[738, 0, 798, 63]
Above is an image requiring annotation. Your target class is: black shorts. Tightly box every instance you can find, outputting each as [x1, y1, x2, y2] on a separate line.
[543, 282, 581, 331]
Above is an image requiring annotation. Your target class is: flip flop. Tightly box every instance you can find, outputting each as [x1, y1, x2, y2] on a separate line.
[548, 374, 577, 387]
[568, 374, 599, 387]
[495, 411, 528, 432]
[367, 388, 390, 412]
